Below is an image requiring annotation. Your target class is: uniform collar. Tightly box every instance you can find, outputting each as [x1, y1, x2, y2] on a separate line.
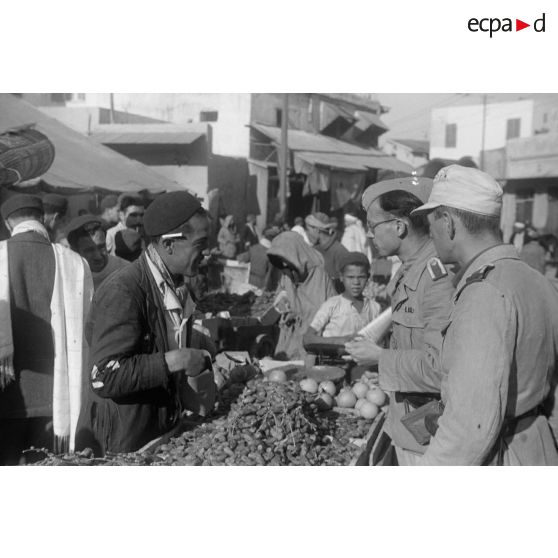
[388, 239, 437, 294]
[453, 243, 519, 294]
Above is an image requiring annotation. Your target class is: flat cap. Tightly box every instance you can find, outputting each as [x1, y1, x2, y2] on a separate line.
[362, 176, 433, 213]
[100, 194, 118, 210]
[411, 165, 503, 217]
[43, 193, 68, 214]
[305, 212, 334, 231]
[65, 214, 103, 236]
[143, 191, 202, 237]
[1, 194, 44, 221]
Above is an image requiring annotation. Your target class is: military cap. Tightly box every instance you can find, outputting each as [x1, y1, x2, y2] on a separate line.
[362, 176, 434, 213]
[1, 194, 44, 221]
[412, 165, 503, 217]
[143, 191, 202, 237]
[43, 193, 68, 215]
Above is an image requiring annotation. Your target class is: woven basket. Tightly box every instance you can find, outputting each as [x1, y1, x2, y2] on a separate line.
[0, 126, 55, 186]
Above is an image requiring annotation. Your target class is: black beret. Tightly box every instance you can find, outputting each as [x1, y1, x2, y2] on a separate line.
[43, 193, 68, 214]
[1, 194, 44, 221]
[65, 214, 103, 236]
[338, 251, 371, 274]
[144, 191, 202, 236]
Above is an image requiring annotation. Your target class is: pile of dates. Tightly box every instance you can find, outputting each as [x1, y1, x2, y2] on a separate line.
[150, 377, 373, 466]
[32, 377, 375, 466]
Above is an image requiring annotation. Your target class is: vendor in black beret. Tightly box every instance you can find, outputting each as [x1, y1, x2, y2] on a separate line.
[75, 191, 216, 457]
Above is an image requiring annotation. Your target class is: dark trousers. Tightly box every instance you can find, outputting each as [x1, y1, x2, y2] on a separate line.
[0, 417, 53, 465]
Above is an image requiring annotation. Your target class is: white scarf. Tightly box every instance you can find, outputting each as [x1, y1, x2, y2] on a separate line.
[0, 221, 93, 452]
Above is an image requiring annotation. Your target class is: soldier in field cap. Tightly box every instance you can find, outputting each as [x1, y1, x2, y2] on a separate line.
[406, 164, 558, 465]
[345, 174, 455, 465]
[76, 191, 217, 456]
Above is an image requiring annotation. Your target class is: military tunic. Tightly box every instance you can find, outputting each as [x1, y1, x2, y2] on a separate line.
[420, 244, 558, 465]
[379, 240, 454, 463]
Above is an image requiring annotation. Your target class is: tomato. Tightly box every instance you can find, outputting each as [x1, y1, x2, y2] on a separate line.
[336, 390, 357, 409]
[366, 387, 387, 406]
[351, 382, 368, 399]
[319, 380, 337, 397]
[268, 369, 288, 383]
[359, 401, 379, 420]
[300, 378, 319, 394]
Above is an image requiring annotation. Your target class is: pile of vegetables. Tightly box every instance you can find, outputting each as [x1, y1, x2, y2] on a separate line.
[31, 373, 377, 466]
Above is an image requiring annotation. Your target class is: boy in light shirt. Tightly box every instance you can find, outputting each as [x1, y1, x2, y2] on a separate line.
[304, 252, 381, 347]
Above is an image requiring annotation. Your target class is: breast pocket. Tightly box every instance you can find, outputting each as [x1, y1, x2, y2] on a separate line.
[392, 307, 426, 349]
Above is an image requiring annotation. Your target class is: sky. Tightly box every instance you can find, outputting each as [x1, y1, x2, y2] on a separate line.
[375, 93, 554, 142]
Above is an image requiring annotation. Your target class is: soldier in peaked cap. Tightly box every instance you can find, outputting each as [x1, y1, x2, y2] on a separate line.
[76, 192, 217, 456]
[407, 165, 558, 465]
[345, 175, 455, 465]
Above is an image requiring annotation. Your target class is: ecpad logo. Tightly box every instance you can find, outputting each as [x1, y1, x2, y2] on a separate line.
[468, 13, 546, 37]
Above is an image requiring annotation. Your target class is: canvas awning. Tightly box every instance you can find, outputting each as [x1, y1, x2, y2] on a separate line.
[0, 94, 184, 193]
[251, 123, 412, 174]
[90, 123, 206, 145]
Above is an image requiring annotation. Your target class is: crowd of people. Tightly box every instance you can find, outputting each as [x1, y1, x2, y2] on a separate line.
[2, 163, 558, 465]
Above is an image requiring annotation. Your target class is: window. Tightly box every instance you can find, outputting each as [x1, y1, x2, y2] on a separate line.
[200, 110, 218, 122]
[506, 118, 521, 140]
[276, 108, 283, 127]
[77, 93, 86, 101]
[50, 93, 74, 103]
[445, 123, 457, 148]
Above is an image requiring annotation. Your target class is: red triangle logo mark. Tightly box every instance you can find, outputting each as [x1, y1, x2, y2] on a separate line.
[516, 19, 530, 31]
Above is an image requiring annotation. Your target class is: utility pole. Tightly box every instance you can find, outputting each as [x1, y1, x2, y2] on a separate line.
[480, 93, 488, 171]
[279, 93, 289, 217]
[110, 93, 115, 124]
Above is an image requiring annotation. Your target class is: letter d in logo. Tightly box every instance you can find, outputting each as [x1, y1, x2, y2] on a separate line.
[534, 13, 546, 32]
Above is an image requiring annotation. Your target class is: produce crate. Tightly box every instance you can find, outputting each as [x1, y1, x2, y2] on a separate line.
[350, 411, 386, 466]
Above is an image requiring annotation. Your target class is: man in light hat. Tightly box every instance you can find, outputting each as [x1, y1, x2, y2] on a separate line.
[345, 176, 454, 465]
[75, 191, 216, 456]
[105, 194, 145, 255]
[0, 194, 93, 464]
[410, 164, 558, 465]
[305, 211, 349, 288]
[99, 194, 119, 232]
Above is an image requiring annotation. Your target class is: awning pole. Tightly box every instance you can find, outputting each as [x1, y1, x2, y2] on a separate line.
[279, 93, 289, 218]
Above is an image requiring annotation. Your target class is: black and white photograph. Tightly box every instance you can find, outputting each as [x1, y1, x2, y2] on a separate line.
[3, 92, 558, 467]
[2, 2, 557, 557]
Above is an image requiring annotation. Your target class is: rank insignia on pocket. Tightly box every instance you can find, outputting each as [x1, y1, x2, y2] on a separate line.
[427, 257, 448, 281]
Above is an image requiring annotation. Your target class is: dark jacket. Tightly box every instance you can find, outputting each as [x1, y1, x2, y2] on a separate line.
[0, 231, 55, 420]
[75, 253, 179, 455]
[241, 223, 259, 250]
